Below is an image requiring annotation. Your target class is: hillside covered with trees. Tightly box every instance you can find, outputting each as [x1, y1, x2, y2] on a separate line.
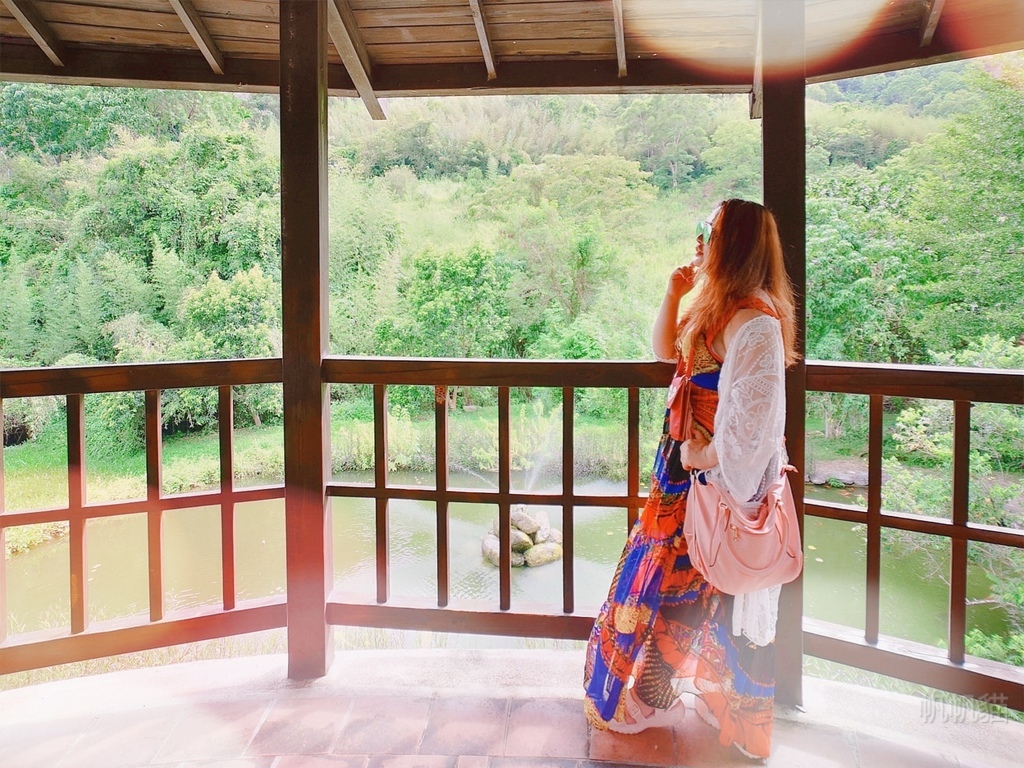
[2, 59, 1022, 379]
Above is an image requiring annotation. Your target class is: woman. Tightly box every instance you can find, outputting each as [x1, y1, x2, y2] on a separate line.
[583, 199, 799, 759]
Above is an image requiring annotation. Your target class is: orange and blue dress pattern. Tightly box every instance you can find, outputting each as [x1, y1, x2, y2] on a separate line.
[583, 299, 778, 759]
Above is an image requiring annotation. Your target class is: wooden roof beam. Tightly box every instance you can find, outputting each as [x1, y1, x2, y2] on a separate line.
[2, 0, 65, 67]
[612, 0, 627, 78]
[168, 0, 224, 75]
[328, 0, 387, 120]
[468, 0, 497, 80]
[920, 0, 947, 47]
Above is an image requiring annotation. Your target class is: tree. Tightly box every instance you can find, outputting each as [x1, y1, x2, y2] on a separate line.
[908, 337, 1024, 472]
[175, 266, 283, 429]
[0, 83, 253, 158]
[403, 245, 512, 359]
[701, 119, 762, 200]
[0, 258, 36, 361]
[70, 257, 106, 357]
[805, 190, 915, 363]
[79, 124, 278, 277]
[329, 173, 402, 279]
[616, 95, 713, 189]
[149, 236, 194, 328]
[97, 252, 154, 321]
[879, 69, 1024, 353]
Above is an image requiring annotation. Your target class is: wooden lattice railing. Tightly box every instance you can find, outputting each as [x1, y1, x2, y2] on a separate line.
[803, 362, 1024, 709]
[0, 360, 286, 672]
[1, 357, 1022, 711]
[321, 358, 672, 641]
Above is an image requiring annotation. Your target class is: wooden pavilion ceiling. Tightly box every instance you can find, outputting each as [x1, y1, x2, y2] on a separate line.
[2, 0, 1024, 117]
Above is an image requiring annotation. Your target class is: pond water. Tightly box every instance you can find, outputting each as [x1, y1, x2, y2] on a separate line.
[3, 471, 1008, 648]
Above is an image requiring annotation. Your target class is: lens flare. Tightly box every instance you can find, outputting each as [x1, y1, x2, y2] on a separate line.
[622, 0, 894, 81]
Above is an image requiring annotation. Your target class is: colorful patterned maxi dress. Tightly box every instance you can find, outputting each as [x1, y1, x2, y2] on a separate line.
[583, 301, 778, 759]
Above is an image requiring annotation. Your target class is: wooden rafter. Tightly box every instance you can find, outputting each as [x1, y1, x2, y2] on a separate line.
[168, 0, 224, 75]
[468, 0, 497, 80]
[328, 0, 386, 120]
[750, 0, 763, 118]
[1, 0, 65, 67]
[611, 0, 627, 78]
[920, 0, 947, 47]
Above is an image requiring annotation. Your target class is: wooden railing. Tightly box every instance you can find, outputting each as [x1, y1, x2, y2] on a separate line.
[321, 357, 673, 641]
[803, 362, 1024, 710]
[2, 356, 1022, 712]
[0, 360, 287, 673]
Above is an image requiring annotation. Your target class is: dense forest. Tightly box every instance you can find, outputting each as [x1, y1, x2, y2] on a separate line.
[1, 55, 1023, 664]
[2, 56, 1022, 446]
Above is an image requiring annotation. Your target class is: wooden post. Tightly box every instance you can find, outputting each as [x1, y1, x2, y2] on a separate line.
[281, 0, 333, 679]
[0, 395, 6, 645]
[146, 390, 164, 622]
[68, 394, 88, 634]
[219, 385, 237, 612]
[761, 0, 806, 709]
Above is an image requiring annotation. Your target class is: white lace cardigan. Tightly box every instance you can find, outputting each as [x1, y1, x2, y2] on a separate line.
[705, 313, 788, 646]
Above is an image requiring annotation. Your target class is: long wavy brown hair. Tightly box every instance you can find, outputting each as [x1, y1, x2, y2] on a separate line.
[677, 198, 799, 367]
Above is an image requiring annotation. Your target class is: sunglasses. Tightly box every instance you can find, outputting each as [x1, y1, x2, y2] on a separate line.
[696, 219, 713, 244]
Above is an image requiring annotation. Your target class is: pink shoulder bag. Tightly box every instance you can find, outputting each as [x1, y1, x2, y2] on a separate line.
[683, 464, 803, 595]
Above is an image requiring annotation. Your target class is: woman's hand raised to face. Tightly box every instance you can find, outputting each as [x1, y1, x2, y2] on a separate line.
[667, 255, 703, 301]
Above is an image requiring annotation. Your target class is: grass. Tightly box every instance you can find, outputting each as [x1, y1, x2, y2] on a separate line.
[804, 412, 901, 463]
[3, 422, 284, 508]
[3, 403, 637, 553]
[5, 402, 1013, 527]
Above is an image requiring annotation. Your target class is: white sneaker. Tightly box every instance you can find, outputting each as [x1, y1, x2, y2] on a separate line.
[606, 689, 685, 734]
[693, 695, 720, 729]
[733, 741, 768, 763]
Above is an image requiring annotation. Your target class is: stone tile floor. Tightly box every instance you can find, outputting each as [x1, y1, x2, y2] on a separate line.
[1, 650, 1021, 767]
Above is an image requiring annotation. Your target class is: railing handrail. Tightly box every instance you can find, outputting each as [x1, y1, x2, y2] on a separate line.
[0, 358, 282, 398]
[806, 359, 1023, 404]
[3, 356, 1019, 403]
[322, 355, 675, 388]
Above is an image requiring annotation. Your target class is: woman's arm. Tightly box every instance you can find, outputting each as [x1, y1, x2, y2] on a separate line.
[651, 261, 701, 362]
[712, 314, 787, 501]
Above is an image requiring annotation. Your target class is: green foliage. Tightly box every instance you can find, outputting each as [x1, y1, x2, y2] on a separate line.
[0, 84, 194, 157]
[890, 337, 1024, 471]
[179, 266, 281, 360]
[806, 190, 914, 363]
[966, 629, 1024, 667]
[806, 62, 977, 116]
[0, 259, 36, 360]
[807, 103, 942, 169]
[174, 266, 283, 431]
[329, 173, 402, 278]
[1, 68, 1023, 508]
[402, 244, 514, 358]
[877, 71, 1024, 353]
[0, 358, 60, 446]
[78, 124, 279, 276]
[149, 237, 193, 327]
[701, 119, 762, 200]
[616, 95, 713, 189]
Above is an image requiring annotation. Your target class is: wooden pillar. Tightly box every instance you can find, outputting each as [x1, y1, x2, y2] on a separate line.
[280, 0, 334, 679]
[0, 396, 6, 645]
[761, 0, 806, 709]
